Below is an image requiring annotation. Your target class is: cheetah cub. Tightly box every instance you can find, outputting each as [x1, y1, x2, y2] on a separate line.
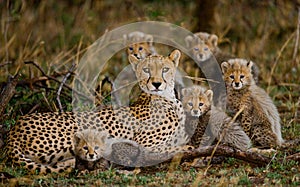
[221, 59, 284, 148]
[185, 32, 259, 83]
[181, 85, 251, 151]
[74, 129, 111, 171]
[123, 31, 157, 59]
[74, 129, 180, 168]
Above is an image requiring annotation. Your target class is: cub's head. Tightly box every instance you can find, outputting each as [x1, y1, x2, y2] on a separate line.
[74, 129, 109, 162]
[181, 86, 213, 117]
[185, 32, 219, 62]
[124, 31, 154, 59]
[221, 59, 254, 90]
[128, 50, 181, 99]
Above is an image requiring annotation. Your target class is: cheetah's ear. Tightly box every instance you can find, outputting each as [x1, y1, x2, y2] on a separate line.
[123, 34, 128, 46]
[99, 131, 109, 143]
[74, 131, 84, 145]
[144, 34, 153, 47]
[169, 49, 181, 67]
[221, 61, 230, 74]
[181, 88, 188, 97]
[128, 54, 140, 71]
[209, 34, 218, 48]
[246, 60, 253, 70]
[185, 35, 194, 48]
[205, 89, 213, 102]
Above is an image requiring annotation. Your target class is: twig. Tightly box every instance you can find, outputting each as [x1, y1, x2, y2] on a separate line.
[293, 6, 300, 61]
[57, 63, 77, 112]
[267, 33, 295, 94]
[0, 74, 19, 122]
[193, 105, 245, 185]
[0, 61, 13, 68]
[184, 75, 220, 83]
[24, 61, 92, 102]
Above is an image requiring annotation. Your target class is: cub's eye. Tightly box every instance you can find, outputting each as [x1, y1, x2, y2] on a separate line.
[139, 47, 143, 51]
[194, 47, 199, 51]
[204, 47, 209, 51]
[129, 47, 133, 51]
[240, 75, 245, 79]
[199, 103, 204, 107]
[229, 75, 234, 79]
[94, 146, 99, 150]
[143, 68, 150, 73]
[162, 67, 170, 73]
[188, 102, 193, 106]
[83, 146, 88, 150]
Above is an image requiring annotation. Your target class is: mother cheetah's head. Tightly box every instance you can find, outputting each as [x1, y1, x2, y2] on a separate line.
[128, 49, 181, 100]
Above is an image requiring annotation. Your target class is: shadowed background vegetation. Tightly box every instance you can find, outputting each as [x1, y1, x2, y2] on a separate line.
[0, 0, 300, 186]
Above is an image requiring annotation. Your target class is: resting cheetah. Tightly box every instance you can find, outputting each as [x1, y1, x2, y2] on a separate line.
[4, 49, 192, 174]
[181, 85, 251, 151]
[184, 32, 260, 83]
[221, 59, 284, 148]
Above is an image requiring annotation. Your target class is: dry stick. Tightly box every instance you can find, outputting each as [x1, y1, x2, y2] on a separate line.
[56, 62, 77, 112]
[192, 105, 245, 186]
[0, 74, 19, 122]
[24, 61, 93, 102]
[293, 6, 300, 61]
[0, 61, 13, 68]
[184, 75, 220, 83]
[267, 33, 295, 94]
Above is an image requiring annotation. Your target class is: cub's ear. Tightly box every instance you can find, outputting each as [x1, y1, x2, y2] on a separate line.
[144, 34, 153, 46]
[181, 88, 188, 97]
[221, 61, 230, 74]
[209, 34, 218, 48]
[205, 89, 214, 102]
[128, 54, 140, 71]
[246, 60, 253, 70]
[123, 34, 128, 45]
[74, 131, 83, 145]
[169, 49, 181, 67]
[99, 131, 110, 143]
[185, 35, 194, 48]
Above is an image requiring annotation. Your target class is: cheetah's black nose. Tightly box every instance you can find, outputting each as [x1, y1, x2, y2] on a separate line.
[152, 82, 161, 89]
[89, 154, 94, 158]
[234, 82, 240, 87]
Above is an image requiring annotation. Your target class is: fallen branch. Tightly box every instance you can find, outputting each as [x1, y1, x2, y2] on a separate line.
[0, 74, 19, 122]
[286, 152, 300, 162]
[179, 145, 271, 167]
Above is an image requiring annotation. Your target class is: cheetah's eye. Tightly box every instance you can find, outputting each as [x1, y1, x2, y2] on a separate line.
[83, 146, 88, 150]
[94, 146, 99, 150]
[229, 75, 234, 79]
[139, 47, 143, 51]
[193, 47, 199, 51]
[129, 47, 133, 51]
[204, 47, 209, 51]
[162, 67, 170, 73]
[240, 75, 245, 79]
[199, 103, 203, 107]
[143, 68, 150, 73]
[188, 102, 193, 106]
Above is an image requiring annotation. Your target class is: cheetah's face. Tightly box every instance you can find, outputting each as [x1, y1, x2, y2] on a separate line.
[127, 43, 152, 59]
[129, 49, 181, 98]
[185, 32, 218, 62]
[74, 130, 108, 162]
[221, 59, 254, 90]
[191, 42, 212, 62]
[181, 86, 213, 117]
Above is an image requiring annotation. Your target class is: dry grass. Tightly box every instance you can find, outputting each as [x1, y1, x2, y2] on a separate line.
[0, 0, 300, 186]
